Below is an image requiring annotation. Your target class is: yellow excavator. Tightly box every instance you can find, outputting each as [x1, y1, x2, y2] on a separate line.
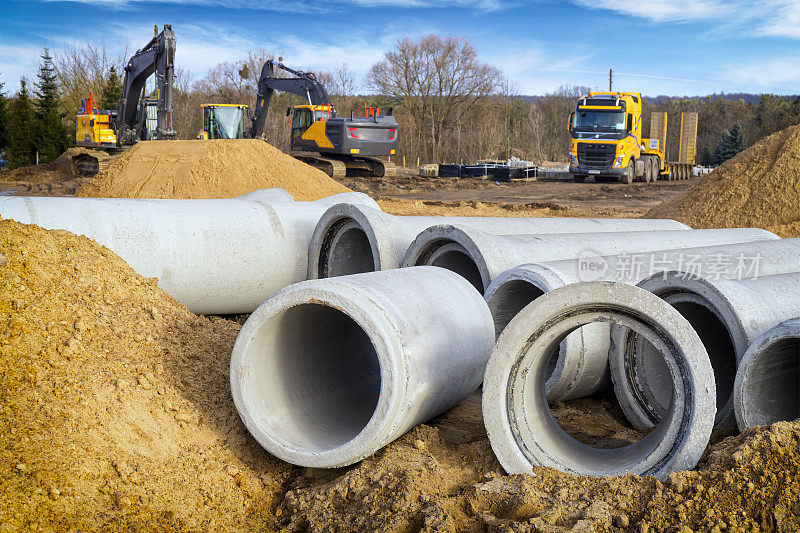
[210, 60, 398, 178]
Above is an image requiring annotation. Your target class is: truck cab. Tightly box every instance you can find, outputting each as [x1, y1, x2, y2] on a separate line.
[568, 91, 664, 184]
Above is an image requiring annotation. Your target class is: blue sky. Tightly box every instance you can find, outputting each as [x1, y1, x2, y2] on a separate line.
[1, 0, 799, 96]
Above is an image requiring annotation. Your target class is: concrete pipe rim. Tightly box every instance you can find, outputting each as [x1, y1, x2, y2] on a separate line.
[627, 272, 748, 429]
[402, 226, 493, 293]
[230, 281, 407, 468]
[733, 318, 800, 430]
[308, 203, 384, 279]
[483, 281, 715, 480]
[484, 264, 582, 400]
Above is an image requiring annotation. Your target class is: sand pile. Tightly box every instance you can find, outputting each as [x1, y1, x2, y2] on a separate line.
[2, 219, 798, 531]
[0, 219, 288, 531]
[648, 124, 800, 237]
[76, 139, 351, 201]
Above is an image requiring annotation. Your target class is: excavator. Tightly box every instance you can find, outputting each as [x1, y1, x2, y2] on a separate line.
[207, 59, 398, 178]
[75, 24, 176, 172]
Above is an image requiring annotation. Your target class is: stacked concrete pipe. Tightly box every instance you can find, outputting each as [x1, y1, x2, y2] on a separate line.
[0, 190, 377, 314]
[613, 272, 800, 429]
[482, 281, 715, 480]
[733, 318, 800, 430]
[485, 236, 793, 401]
[403, 225, 778, 293]
[230, 266, 494, 468]
[308, 203, 691, 279]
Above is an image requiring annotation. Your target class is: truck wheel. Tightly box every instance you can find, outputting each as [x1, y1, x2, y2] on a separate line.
[681, 166, 688, 180]
[668, 166, 675, 181]
[643, 156, 653, 183]
[651, 158, 660, 182]
[619, 162, 634, 184]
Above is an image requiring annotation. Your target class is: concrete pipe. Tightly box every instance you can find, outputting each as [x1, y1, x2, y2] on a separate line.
[402, 225, 777, 293]
[482, 281, 715, 480]
[615, 272, 800, 430]
[485, 236, 789, 401]
[308, 203, 691, 279]
[230, 266, 495, 468]
[734, 318, 800, 429]
[0, 191, 378, 314]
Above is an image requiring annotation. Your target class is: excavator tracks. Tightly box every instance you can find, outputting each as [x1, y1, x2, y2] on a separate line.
[291, 152, 396, 179]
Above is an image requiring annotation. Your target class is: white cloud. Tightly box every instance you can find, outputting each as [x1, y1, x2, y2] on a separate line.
[570, 0, 728, 22]
[724, 56, 800, 90]
[756, 1, 800, 38]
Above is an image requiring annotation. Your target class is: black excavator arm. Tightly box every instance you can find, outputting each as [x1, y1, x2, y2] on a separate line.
[115, 24, 176, 145]
[248, 60, 333, 139]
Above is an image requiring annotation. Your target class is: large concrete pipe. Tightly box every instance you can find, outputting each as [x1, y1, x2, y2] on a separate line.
[402, 225, 777, 293]
[485, 237, 792, 401]
[0, 191, 378, 314]
[308, 203, 691, 279]
[734, 318, 800, 429]
[230, 266, 494, 468]
[614, 272, 800, 430]
[482, 282, 715, 480]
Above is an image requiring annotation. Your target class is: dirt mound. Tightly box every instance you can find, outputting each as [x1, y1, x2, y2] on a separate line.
[2, 219, 798, 531]
[647, 124, 800, 237]
[283, 398, 800, 532]
[0, 219, 287, 531]
[76, 139, 351, 200]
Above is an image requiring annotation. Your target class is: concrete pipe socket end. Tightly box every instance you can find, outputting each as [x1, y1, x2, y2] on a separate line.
[309, 204, 402, 279]
[734, 318, 800, 430]
[230, 266, 495, 468]
[402, 225, 495, 293]
[612, 273, 747, 430]
[482, 281, 716, 480]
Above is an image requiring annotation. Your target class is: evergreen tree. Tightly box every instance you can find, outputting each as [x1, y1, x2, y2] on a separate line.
[99, 66, 123, 110]
[0, 80, 8, 154]
[34, 48, 69, 163]
[6, 79, 37, 169]
[711, 123, 746, 166]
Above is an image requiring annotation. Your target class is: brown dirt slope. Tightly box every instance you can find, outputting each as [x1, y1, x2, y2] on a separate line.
[0, 219, 287, 531]
[647, 124, 800, 237]
[76, 139, 351, 200]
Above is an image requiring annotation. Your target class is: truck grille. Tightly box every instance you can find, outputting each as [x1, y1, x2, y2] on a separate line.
[577, 143, 615, 170]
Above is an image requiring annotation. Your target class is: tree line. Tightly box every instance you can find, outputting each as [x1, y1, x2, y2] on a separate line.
[1, 35, 799, 171]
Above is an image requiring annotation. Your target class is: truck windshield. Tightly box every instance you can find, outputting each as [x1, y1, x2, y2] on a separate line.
[573, 109, 626, 132]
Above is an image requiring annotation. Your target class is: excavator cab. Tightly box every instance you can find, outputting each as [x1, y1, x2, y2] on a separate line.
[198, 104, 249, 140]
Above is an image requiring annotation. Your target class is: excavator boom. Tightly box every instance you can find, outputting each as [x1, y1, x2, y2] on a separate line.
[249, 60, 332, 139]
[116, 24, 177, 144]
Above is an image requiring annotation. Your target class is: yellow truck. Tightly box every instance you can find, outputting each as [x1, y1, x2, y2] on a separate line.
[568, 91, 696, 184]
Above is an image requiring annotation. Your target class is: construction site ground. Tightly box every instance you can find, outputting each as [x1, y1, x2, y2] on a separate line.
[1, 139, 799, 532]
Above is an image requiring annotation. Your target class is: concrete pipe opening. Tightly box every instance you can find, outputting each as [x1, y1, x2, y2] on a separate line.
[735, 319, 800, 428]
[488, 279, 546, 336]
[238, 302, 381, 452]
[483, 282, 715, 480]
[632, 298, 736, 426]
[415, 239, 487, 293]
[318, 219, 377, 278]
[232, 267, 495, 468]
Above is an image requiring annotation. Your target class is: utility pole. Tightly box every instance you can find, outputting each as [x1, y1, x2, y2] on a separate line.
[609, 69, 613, 91]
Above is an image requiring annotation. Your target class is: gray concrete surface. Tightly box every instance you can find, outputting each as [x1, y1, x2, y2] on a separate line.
[0, 191, 377, 314]
[308, 203, 691, 279]
[617, 272, 800, 429]
[485, 237, 793, 401]
[733, 318, 800, 430]
[230, 266, 495, 468]
[482, 281, 715, 480]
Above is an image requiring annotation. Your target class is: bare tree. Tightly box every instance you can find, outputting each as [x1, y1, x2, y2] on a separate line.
[368, 34, 502, 163]
[54, 40, 129, 118]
